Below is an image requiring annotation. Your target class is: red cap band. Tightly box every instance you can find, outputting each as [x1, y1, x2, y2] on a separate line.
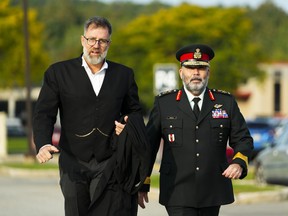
[180, 52, 210, 62]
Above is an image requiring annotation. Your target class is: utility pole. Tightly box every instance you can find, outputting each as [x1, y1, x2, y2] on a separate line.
[22, 0, 35, 158]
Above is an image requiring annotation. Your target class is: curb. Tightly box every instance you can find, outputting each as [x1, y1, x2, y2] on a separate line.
[234, 187, 288, 204]
[0, 166, 59, 178]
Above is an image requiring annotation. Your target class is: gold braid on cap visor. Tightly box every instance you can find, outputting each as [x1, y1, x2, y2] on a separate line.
[181, 60, 210, 67]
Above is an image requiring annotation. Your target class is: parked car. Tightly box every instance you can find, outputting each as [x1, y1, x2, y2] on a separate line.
[246, 117, 281, 159]
[6, 117, 26, 137]
[52, 126, 61, 146]
[254, 121, 288, 186]
[226, 145, 234, 163]
[274, 118, 288, 138]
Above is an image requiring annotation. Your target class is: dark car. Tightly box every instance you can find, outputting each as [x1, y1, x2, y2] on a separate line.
[6, 118, 26, 137]
[246, 117, 281, 159]
[254, 121, 288, 186]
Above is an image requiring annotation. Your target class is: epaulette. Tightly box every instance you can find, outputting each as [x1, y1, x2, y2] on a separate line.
[212, 89, 231, 95]
[157, 89, 178, 97]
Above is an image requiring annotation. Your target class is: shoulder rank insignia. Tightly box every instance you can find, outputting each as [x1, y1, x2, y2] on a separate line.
[158, 89, 178, 97]
[212, 89, 230, 95]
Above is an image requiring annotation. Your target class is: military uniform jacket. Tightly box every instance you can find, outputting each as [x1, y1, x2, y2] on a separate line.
[33, 56, 142, 162]
[146, 87, 253, 208]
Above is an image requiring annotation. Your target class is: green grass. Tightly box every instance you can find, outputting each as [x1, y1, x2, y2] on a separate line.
[232, 182, 278, 194]
[3, 137, 58, 169]
[2, 162, 58, 169]
[7, 137, 29, 154]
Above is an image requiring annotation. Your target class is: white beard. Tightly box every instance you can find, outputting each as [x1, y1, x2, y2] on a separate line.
[83, 48, 108, 65]
[182, 74, 209, 95]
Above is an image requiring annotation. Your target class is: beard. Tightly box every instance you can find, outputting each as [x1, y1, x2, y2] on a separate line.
[83, 47, 108, 65]
[182, 74, 209, 95]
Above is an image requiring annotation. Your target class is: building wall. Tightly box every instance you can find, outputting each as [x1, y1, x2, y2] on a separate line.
[0, 87, 40, 118]
[237, 62, 288, 119]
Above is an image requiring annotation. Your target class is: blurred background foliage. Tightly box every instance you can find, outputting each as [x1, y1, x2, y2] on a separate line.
[0, 0, 48, 87]
[1, 0, 288, 113]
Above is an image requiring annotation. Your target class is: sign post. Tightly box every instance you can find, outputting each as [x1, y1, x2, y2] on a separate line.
[0, 112, 7, 158]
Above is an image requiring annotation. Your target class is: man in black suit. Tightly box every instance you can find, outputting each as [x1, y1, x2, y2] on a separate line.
[33, 16, 146, 216]
[138, 44, 254, 216]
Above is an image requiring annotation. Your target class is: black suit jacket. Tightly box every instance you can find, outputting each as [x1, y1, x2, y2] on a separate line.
[145, 87, 253, 208]
[88, 113, 150, 215]
[33, 56, 142, 162]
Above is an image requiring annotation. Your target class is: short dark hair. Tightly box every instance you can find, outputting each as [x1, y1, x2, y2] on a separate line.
[84, 16, 112, 35]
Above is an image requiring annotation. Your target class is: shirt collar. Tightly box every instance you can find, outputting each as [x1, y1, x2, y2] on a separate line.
[81, 56, 108, 74]
[183, 85, 205, 102]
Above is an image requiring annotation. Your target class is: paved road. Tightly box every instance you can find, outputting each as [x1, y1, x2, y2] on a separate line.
[1, 175, 288, 216]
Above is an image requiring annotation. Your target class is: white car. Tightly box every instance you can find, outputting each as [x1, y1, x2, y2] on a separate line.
[254, 121, 288, 186]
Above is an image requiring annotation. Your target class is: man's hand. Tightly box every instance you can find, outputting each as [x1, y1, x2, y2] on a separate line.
[222, 163, 243, 179]
[114, 116, 128, 135]
[36, 145, 59, 164]
[138, 192, 149, 209]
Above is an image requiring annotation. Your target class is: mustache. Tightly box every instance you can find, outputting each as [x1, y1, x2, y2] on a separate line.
[189, 77, 202, 82]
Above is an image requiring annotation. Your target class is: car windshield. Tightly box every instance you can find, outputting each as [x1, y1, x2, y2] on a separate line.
[274, 123, 288, 146]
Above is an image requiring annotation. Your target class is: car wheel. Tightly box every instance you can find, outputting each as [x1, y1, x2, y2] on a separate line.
[255, 163, 267, 185]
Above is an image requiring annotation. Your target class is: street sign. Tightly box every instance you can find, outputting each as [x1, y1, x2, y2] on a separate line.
[154, 63, 178, 95]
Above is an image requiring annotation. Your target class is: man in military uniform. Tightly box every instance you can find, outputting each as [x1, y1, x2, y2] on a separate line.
[138, 44, 254, 216]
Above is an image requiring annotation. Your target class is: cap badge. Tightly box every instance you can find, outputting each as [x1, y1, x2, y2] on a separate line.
[194, 48, 202, 59]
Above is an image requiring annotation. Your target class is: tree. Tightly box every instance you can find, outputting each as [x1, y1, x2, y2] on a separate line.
[0, 0, 49, 87]
[31, 0, 171, 63]
[108, 4, 263, 110]
[248, 0, 288, 62]
[36, 0, 84, 62]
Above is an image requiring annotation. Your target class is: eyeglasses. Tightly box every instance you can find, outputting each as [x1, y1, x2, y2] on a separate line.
[83, 36, 110, 47]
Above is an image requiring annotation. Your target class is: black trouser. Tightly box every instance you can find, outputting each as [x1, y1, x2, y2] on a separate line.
[166, 205, 220, 216]
[58, 151, 137, 216]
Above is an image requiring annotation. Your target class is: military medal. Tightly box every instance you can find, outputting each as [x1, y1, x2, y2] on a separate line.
[212, 109, 229, 118]
[168, 134, 175, 142]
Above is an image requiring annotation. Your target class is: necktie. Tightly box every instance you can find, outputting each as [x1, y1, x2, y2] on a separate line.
[193, 97, 201, 119]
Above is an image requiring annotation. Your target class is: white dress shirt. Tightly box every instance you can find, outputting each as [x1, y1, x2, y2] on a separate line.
[183, 85, 205, 111]
[82, 56, 108, 96]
